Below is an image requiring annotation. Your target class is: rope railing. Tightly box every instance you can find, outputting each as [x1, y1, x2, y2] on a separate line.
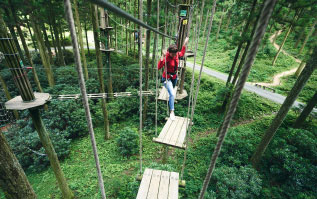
[198, 0, 277, 198]
[87, 0, 175, 39]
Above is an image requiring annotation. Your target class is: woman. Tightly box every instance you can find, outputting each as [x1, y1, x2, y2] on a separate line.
[158, 37, 189, 120]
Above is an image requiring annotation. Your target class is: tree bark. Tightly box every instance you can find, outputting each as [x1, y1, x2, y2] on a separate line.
[30, 15, 55, 87]
[151, 0, 159, 79]
[294, 91, 317, 128]
[215, 7, 226, 41]
[74, 0, 89, 80]
[91, 4, 110, 140]
[161, 1, 167, 53]
[295, 60, 306, 77]
[225, 9, 232, 31]
[49, 22, 58, 57]
[125, 2, 129, 55]
[251, 46, 317, 168]
[0, 131, 37, 199]
[299, 20, 316, 55]
[294, 28, 305, 48]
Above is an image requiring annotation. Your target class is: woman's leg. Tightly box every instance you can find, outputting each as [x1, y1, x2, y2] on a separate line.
[164, 80, 175, 111]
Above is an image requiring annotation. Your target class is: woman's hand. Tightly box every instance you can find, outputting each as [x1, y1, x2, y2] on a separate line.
[183, 37, 189, 46]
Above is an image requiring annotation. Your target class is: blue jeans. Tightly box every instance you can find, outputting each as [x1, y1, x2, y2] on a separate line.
[163, 78, 177, 111]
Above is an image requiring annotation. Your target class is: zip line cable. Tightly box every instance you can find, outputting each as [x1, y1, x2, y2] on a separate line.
[64, 1, 106, 198]
[87, 0, 175, 39]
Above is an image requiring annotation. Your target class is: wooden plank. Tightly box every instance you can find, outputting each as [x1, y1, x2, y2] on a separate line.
[168, 172, 179, 199]
[154, 118, 173, 143]
[164, 117, 183, 145]
[159, 117, 179, 143]
[169, 117, 186, 146]
[147, 170, 162, 199]
[158, 171, 170, 199]
[137, 168, 153, 199]
[176, 118, 189, 148]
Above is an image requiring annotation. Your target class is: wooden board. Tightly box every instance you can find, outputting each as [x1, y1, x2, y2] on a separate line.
[153, 116, 189, 149]
[158, 86, 178, 101]
[137, 168, 179, 199]
[5, 93, 51, 110]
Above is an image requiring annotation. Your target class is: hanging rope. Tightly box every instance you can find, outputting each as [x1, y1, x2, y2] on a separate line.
[63, 1, 107, 198]
[198, 0, 277, 198]
[180, 0, 217, 180]
[88, 0, 175, 39]
[155, 0, 160, 137]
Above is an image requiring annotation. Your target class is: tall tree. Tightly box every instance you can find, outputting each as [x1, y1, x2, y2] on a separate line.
[41, 24, 53, 64]
[142, 0, 151, 125]
[293, 91, 317, 128]
[91, 4, 110, 140]
[73, 0, 88, 80]
[251, 46, 317, 168]
[30, 14, 55, 87]
[272, 9, 300, 66]
[298, 19, 316, 55]
[215, 7, 226, 41]
[0, 130, 37, 199]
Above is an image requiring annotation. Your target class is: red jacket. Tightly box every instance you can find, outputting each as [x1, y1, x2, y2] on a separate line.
[158, 46, 186, 80]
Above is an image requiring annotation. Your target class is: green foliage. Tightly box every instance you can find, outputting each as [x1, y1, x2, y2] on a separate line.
[210, 166, 262, 199]
[116, 127, 139, 158]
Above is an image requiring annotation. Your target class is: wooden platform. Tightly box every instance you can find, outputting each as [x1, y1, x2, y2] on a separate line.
[153, 116, 189, 149]
[99, 26, 113, 31]
[184, 50, 195, 58]
[158, 86, 177, 101]
[176, 89, 188, 100]
[136, 168, 179, 199]
[100, 48, 115, 52]
[5, 93, 51, 110]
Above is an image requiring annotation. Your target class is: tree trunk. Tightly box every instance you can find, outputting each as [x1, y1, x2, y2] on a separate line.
[295, 60, 306, 77]
[294, 28, 305, 48]
[293, 91, 317, 128]
[42, 24, 53, 64]
[251, 46, 317, 168]
[226, 0, 258, 87]
[61, 28, 66, 51]
[299, 20, 316, 55]
[0, 74, 19, 119]
[74, 0, 89, 80]
[0, 131, 37, 199]
[125, 3, 129, 55]
[29, 109, 74, 199]
[30, 16, 55, 87]
[215, 7, 226, 41]
[225, 9, 231, 31]
[49, 22, 58, 57]
[25, 16, 37, 51]
[151, 0, 159, 80]
[91, 4, 110, 140]
[84, 20, 90, 56]
[143, 0, 151, 126]
[202, 9, 210, 39]
[272, 10, 299, 66]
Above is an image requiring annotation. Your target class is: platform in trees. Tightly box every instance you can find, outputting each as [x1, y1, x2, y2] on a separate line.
[184, 50, 195, 58]
[5, 93, 51, 110]
[153, 116, 189, 149]
[158, 86, 178, 101]
[136, 168, 179, 199]
[100, 48, 115, 52]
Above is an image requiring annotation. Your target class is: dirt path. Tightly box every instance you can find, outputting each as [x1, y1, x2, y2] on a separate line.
[254, 30, 301, 87]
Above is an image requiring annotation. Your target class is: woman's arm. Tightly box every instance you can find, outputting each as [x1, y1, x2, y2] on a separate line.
[158, 50, 167, 70]
[178, 37, 189, 57]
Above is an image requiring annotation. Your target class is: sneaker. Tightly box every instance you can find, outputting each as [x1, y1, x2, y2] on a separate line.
[170, 111, 175, 121]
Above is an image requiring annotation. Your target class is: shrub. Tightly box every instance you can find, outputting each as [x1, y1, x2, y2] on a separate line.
[209, 166, 262, 199]
[116, 127, 139, 158]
